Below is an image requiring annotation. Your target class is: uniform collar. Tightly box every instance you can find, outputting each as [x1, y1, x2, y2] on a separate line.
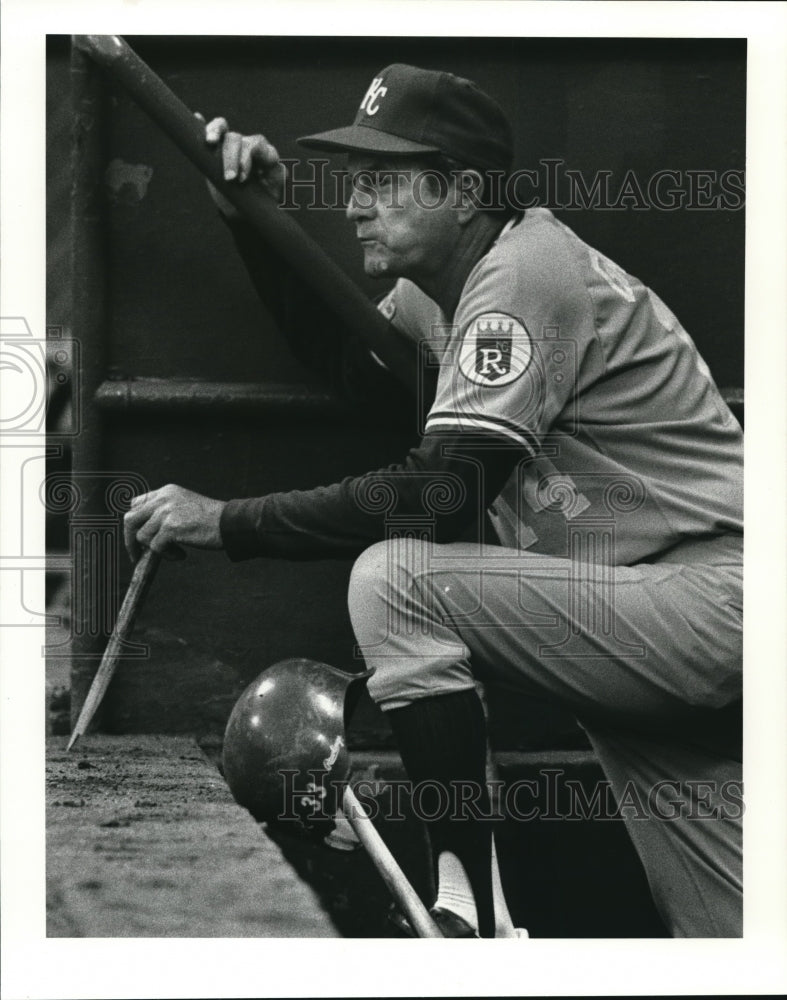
[424, 213, 512, 319]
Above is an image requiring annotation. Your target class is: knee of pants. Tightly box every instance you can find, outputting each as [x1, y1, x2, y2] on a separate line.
[348, 539, 472, 709]
[348, 537, 431, 635]
[348, 539, 392, 636]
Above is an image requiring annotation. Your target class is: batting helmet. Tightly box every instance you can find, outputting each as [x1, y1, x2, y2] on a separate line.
[222, 658, 373, 833]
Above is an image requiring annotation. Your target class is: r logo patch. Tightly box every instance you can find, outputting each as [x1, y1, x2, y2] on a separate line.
[459, 312, 532, 386]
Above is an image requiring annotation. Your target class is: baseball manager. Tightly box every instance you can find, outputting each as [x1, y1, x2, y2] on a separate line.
[124, 64, 743, 938]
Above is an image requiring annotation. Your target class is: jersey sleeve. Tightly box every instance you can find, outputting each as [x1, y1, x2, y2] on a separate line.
[424, 226, 599, 455]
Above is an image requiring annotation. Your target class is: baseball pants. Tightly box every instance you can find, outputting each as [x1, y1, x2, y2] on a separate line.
[347, 535, 743, 937]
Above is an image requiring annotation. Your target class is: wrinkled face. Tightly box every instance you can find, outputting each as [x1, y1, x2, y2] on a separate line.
[346, 154, 462, 282]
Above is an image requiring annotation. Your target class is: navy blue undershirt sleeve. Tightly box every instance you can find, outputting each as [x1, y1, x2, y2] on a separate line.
[220, 431, 525, 560]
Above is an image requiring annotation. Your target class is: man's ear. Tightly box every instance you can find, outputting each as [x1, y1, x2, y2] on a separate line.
[454, 169, 484, 223]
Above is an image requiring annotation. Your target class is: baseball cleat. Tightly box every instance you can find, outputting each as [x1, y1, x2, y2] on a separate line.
[387, 903, 478, 938]
[388, 903, 530, 938]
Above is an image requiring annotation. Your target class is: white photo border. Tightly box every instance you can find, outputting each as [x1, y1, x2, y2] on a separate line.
[1, 1, 785, 997]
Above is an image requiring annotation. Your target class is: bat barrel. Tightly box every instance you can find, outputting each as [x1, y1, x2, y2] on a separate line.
[72, 34, 418, 390]
[342, 785, 443, 938]
[67, 548, 162, 750]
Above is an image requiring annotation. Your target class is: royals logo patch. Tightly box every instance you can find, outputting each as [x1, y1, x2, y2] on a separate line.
[459, 312, 532, 386]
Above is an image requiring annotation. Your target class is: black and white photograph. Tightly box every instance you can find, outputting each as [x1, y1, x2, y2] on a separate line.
[1, 2, 786, 997]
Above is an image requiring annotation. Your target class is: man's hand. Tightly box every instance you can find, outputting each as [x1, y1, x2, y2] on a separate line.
[197, 113, 288, 217]
[123, 484, 226, 563]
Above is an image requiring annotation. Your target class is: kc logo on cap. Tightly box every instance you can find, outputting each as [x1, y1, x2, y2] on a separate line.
[298, 63, 514, 172]
[360, 76, 388, 116]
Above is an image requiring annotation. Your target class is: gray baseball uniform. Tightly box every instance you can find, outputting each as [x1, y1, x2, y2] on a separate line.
[349, 207, 743, 936]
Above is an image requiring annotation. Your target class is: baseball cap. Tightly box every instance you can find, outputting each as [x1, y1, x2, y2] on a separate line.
[297, 63, 513, 172]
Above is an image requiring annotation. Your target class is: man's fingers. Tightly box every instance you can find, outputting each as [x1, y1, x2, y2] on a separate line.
[123, 485, 224, 560]
[251, 136, 280, 169]
[124, 498, 187, 563]
[132, 507, 166, 553]
[129, 490, 153, 508]
[124, 534, 140, 564]
[204, 116, 229, 145]
[197, 121, 283, 192]
[249, 137, 287, 199]
[124, 507, 144, 563]
[124, 493, 150, 557]
[238, 137, 255, 184]
[222, 131, 243, 180]
[124, 493, 162, 562]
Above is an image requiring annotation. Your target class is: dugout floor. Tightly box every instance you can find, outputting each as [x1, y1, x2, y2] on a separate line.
[46, 734, 338, 937]
[46, 736, 668, 938]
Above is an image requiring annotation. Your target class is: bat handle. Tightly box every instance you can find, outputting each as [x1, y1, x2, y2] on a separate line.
[342, 785, 443, 938]
[111, 547, 162, 639]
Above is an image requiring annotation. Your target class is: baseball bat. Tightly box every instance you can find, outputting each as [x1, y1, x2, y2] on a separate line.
[342, 784, 443, 938]
[67, 548, 161, 750]
[71, 35, 419, 391]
